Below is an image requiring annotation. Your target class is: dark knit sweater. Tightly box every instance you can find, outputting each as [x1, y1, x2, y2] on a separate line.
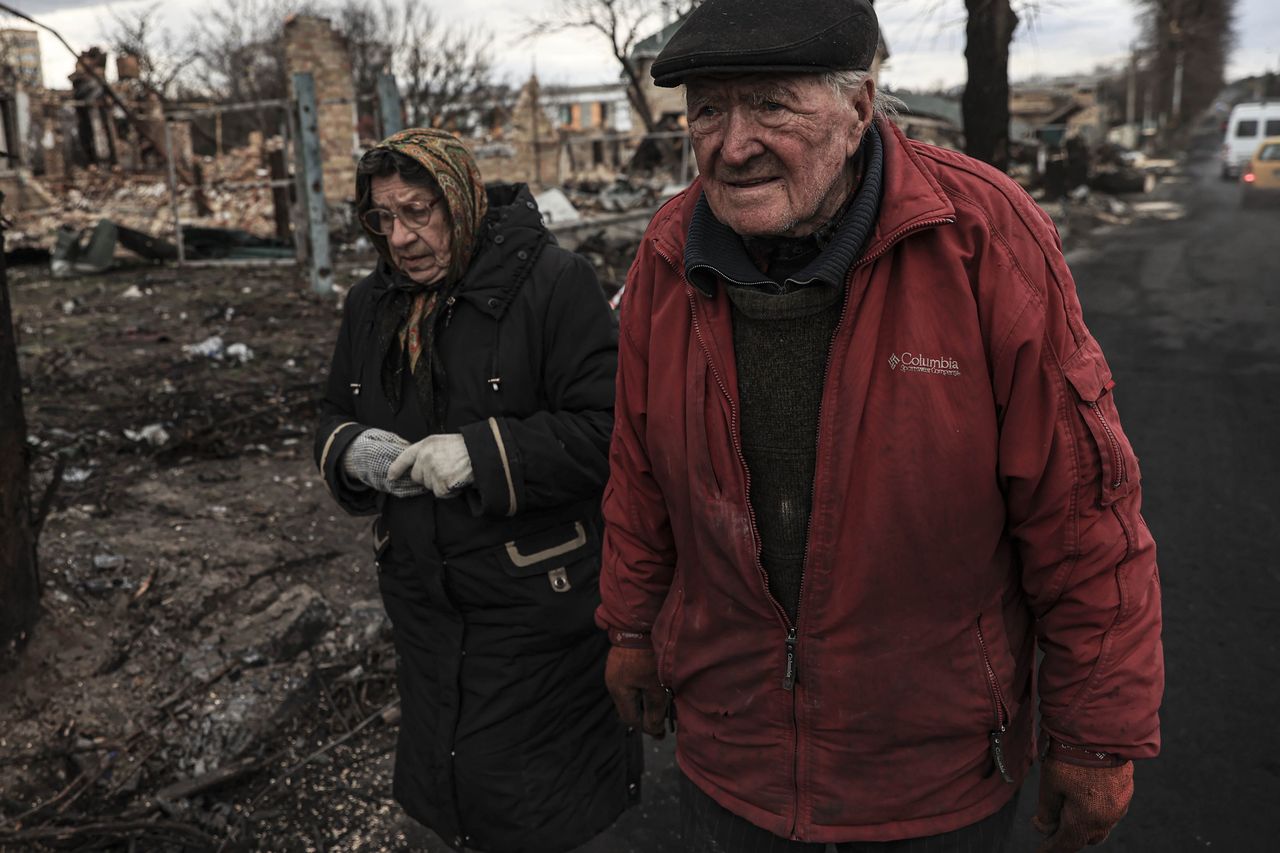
[683, 123, 884, 622]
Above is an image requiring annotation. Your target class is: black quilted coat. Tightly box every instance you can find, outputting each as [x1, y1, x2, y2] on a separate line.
[314, 183, 637, 852]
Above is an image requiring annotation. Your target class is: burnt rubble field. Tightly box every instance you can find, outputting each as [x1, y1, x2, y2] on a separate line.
[0, 251, 657, 853]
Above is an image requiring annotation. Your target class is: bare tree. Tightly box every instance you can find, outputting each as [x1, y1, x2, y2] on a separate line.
[1135, 0, 1234, 130]
[103, 3, 197, 100]
[334, 0, 499, 132]
[530, 0, 704, 134]
[185, 0, 321, 144]
[192, 0, 303, 102]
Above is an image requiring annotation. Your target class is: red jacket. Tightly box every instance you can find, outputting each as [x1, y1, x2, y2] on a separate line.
[597, 120, 1163, 843]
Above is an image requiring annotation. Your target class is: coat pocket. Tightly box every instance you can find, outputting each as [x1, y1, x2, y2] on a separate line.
[1062, 339, 1141, 506]
[974, 613, 1018, 783]
[448, 520, 603, 642]
[500, 521, 592, 592]
[652, 584, 685, 690]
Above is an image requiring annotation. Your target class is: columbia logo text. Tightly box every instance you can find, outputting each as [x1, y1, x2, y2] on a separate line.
[889, 352, 961, 377]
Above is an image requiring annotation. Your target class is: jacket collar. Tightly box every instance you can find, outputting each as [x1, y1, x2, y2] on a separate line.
[684, 122, 886, 297]
[651, 118, 956, 290]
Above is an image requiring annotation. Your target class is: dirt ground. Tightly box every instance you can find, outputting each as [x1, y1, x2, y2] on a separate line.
[0, 253, 438, 851]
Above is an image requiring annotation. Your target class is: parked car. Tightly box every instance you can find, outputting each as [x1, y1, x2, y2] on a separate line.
[1242, 137, 1280, 207]
[1221, 103, 1280, 179]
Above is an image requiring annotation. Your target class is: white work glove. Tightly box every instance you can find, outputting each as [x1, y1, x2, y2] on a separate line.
[339, 428, 428, 498]
[387, 433, 474, 499]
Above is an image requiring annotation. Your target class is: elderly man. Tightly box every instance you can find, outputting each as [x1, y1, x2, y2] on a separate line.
[597, 1, 1164, 851]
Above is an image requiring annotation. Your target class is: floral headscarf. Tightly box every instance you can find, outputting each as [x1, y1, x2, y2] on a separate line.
[359, 128, 489, 286]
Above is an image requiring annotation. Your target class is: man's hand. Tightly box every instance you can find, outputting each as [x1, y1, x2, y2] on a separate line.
[1032, 758, 1134, 852]
[387, 434, 473, 498]
[340, 429, 427, 498]
[604, 646, 669, 738]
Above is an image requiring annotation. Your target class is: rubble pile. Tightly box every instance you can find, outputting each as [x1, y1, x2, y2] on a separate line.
[0, 260, 429, 850]
[6, 139, 289, 255]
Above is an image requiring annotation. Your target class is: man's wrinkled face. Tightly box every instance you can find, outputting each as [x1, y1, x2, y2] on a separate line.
[686, 74, 872, 238]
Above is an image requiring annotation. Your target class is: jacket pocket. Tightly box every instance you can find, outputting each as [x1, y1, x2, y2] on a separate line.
[448, 520, 602, 641]
[500, 521, 593, 592]
[974, 616, 1012, 734]
[652, 584, 685, 690]
[1062, 339, 1141, 506]
[974, 613, 1017, 783]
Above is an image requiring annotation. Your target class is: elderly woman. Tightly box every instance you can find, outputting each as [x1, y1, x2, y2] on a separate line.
[314, 129, 635, 852]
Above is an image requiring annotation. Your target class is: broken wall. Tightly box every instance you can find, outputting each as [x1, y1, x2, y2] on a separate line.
[283, 15, 358, 205]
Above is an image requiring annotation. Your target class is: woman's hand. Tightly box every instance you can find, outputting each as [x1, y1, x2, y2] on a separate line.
[340, 428, 428, 498]
[388, 434, 474, 498]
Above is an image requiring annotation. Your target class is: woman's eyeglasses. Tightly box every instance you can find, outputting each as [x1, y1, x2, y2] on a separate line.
[361, 197, 444, 236]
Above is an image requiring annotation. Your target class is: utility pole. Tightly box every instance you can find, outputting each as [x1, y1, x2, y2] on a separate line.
[1171, 49, 1184, 124]
[0, 192, 40, 667]
[531, 76, 543, 188]
[1126, 42, 1137, 128]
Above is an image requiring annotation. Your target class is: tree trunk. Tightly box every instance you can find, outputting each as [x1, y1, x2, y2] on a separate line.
[0, 199, 40, 668]
[962, 0, 1019, 171]
[622, 59, 659, 134]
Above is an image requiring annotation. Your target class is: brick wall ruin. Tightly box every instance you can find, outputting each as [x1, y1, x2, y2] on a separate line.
[283, 14, 358, 205]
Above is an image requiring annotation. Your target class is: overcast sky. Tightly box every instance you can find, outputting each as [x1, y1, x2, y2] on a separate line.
[9, 0, 1278, 94]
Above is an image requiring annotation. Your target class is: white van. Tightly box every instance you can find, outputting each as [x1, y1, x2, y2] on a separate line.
[1221, 102, 1280, 178]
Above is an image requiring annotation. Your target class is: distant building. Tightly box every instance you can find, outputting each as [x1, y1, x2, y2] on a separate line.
[0, 29, 43, 89]
[1009, 78, 1109, 147]
[893, 92, 965, 150]
[631, 16, 691, 127]
[540, 82, 633, 134]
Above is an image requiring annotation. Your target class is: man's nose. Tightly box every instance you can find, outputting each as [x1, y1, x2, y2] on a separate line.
[719, 109, 764, 167]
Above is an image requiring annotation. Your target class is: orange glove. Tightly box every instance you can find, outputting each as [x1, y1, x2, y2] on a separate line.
[1032, 757, 1134, 852]
[604, 646, 670, 738]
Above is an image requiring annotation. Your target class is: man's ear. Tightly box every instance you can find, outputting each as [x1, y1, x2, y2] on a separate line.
[846, 78, 875, 158]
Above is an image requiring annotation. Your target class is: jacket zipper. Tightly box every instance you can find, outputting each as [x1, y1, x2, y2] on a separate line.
[1088, 399, 1125, 489]
[975, 619, 1015, 784]
[655, 210, 955, 836]
[669, 260, 805, 838]
[854, 216, 957, 268]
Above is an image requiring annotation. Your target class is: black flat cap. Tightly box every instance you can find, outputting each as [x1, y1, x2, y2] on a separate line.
[651, 0, 879, 88]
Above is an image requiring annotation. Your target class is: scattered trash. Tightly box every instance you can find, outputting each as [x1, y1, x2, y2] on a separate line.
[598, 180, 649, 213]
[226, 343, 254, 364]
[51, 219, 119, 277]
[534, 188, 582, 225]
[121, 284, 145, 299]
[183, 335, 226, 360]
[124, 423, 171, 446]
[81, 576, 137, 596]
[93, 554, 126, 571]
[63, 467, 93, 484]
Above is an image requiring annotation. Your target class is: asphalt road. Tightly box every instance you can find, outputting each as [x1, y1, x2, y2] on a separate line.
[422, 130, 1280, 853]
[1030, 129, 1280, 852]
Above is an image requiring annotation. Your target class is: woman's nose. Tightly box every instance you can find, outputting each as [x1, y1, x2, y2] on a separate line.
[389, 217, 417, 248]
